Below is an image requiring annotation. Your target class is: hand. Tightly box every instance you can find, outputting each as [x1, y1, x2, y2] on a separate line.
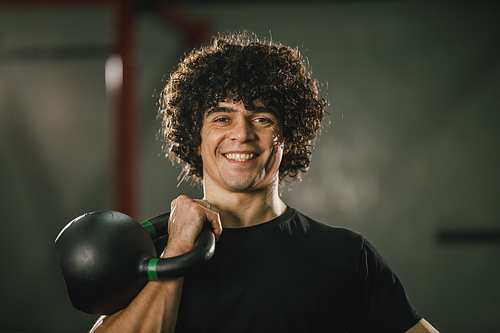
[162, 195, 222, 258]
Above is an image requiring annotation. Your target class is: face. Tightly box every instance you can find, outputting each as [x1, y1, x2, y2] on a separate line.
[199, 97, 284, 193]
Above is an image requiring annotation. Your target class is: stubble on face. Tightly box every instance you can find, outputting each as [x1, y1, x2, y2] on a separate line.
[200, 98, 284, 195]
[216, 139, 283, 193]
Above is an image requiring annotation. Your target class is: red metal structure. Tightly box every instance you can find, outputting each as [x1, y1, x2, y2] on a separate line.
[1, 0, 211, 217]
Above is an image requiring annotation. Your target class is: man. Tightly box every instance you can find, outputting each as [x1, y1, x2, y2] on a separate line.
[91, 32, 439, 333]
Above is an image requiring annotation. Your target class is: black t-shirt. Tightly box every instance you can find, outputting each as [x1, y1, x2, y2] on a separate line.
[155, 207, 421, 333]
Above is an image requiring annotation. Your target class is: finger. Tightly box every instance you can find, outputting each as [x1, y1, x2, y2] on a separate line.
[193, 199, 213, 210]
[192, 199, 222, 239]
[203, 208, 223, 241]
[170, 198, 178, 215]
[200, 200, 221, 215]
[171, 196, 222, 241]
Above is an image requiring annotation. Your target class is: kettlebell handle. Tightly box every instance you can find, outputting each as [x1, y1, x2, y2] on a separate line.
[137, 212, 216, 279]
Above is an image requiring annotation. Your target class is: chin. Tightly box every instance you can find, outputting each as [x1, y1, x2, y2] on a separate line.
[223, 181, 257, 192]
[221, 175, 261, 192]
[223, 173, 278, 192]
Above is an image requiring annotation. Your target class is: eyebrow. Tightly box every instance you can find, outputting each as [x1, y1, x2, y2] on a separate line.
[206, 106, 279, 119]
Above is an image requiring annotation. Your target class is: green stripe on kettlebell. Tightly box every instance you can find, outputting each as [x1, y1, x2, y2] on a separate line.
[147, 259, 159, 280]
[141, 220, 157, 239]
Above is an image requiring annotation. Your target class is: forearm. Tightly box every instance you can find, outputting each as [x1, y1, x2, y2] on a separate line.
[90, 242, 188, 333]
[90, 277, 183, 333]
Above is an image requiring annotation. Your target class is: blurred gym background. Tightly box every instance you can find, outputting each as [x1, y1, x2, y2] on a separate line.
[0, 1, 499, 332]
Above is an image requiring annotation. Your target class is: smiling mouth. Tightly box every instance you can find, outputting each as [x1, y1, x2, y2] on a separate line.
[224, 153, 257, 162]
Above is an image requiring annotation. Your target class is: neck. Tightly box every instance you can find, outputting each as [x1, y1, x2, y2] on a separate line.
[203, 180, 286, 228]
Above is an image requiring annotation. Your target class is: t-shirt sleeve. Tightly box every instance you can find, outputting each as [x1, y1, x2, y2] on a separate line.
[353, 237, 422, 333]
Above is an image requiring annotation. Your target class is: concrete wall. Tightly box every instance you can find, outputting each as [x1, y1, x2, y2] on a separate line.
[0, 2, 498, 332]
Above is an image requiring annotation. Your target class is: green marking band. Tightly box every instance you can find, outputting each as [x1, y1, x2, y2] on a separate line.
[148, 259, 159, 280]
[141, 220, 157, 239]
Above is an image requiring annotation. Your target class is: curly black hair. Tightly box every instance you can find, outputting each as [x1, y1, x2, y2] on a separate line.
[158, 31, 327, 184]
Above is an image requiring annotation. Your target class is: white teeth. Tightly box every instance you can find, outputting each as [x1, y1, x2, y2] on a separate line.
[225, 153, 255, 162]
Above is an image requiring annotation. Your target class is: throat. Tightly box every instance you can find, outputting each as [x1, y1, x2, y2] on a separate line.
[213, 194, 287, 229]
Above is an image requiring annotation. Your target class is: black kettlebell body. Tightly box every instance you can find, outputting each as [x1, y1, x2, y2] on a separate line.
[56, 211, 155, 314]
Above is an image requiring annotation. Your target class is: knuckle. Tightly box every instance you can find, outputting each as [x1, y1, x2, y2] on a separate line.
[176, 195, 188, 202]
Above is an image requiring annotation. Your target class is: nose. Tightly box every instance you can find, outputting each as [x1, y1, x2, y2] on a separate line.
[229, 117, 257, 142]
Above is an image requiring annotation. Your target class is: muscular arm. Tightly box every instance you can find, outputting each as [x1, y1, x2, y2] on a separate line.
[405, 319, 439, 333]
[89, 255, 184, 333]
[90, 196, 222, 333]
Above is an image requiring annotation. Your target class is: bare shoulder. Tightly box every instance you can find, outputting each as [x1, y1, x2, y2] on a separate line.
[405, 319, 440, 333]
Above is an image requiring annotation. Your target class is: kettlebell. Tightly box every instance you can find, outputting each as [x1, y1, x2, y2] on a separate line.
[55, 210, 215, 315]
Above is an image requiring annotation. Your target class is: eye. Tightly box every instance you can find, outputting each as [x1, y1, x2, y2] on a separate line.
[213, 116, 230, 123]
[253, 116, 275, 126]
